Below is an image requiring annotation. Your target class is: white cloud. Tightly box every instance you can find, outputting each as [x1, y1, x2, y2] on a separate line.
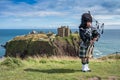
[35, 11, 67, 17]
[104, 21, 120, 26]
[0, 0, 119, 17]
[93, 15, 120, 26]
[13, 19, 22, 22]
[0, 11, 67, 17]
[94, 15, 120, 20]
[0, 0, 120, 29]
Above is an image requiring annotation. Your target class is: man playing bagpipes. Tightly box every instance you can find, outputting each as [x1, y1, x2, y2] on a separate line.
[79, 12, 104, 72]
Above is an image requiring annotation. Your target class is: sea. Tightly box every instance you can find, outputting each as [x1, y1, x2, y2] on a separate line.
[0, 29, 120, 58]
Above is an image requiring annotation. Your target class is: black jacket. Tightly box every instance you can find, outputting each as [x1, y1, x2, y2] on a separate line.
[79, 27, 98, 47]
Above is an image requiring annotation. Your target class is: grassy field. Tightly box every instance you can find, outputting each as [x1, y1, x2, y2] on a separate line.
[0, 57, 120, 80]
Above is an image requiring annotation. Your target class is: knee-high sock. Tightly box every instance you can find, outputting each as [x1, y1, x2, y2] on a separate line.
[81, 58, 87, 65]
[86, 58, 89, 64]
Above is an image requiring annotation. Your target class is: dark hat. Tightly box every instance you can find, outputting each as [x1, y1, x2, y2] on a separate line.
[81, 13, 92, 23]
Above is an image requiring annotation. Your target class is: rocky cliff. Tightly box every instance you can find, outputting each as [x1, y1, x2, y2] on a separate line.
[5, 33, 81, 58]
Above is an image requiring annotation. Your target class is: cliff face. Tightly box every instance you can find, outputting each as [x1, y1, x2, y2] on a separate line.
[5, 33, 80, 58]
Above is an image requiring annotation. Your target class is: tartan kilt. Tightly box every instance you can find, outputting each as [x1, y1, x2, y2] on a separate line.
[79, 45, 94, 58]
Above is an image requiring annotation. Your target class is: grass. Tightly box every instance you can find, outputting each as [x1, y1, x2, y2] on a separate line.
[0, 57, 120, 80]
[13, 34, 48, 41]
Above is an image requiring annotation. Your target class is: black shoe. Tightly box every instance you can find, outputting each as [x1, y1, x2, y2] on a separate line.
[82, 70, 87, 72]
[81, 70, 91, 72]
[87, 70, 91, 72]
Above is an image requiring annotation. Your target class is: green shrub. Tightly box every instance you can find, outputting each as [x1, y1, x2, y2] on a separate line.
[39, 59, 47, 64]
[0, 57, 23, 69]
[25, 57, 37, 63]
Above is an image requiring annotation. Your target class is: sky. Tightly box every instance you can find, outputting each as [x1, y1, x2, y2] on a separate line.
[0, 0, 120, 29]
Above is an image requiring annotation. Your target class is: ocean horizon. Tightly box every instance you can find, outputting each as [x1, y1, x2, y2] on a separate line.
[0, 29, 120, 58]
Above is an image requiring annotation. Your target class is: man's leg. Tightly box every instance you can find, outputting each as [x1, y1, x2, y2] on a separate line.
[81, 58, 87, 72]
[86, 57, 91, 71]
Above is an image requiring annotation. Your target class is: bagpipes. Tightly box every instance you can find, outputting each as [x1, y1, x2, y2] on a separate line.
[88, 11, 104, 39]
[86, 11, 104, 57]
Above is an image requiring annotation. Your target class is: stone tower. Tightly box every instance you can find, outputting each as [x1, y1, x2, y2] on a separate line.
[57, 26, 70, 37]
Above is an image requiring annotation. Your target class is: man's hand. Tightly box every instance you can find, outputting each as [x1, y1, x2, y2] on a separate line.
[90, 40, 94, 44]
[93, 37, 98, 41]
[90, 37, 98, 44]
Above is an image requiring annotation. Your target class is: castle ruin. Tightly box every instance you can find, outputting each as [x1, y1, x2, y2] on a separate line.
[57, 26, 71, 37]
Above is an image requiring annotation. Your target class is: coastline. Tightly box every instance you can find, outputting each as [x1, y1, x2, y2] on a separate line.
[0, 29, 120, 58]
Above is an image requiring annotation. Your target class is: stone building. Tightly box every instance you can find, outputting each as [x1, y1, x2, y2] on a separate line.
[57, 26, 70, 37]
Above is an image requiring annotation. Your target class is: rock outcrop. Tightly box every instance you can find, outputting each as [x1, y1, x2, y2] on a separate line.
[4, 33, 81, 58]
